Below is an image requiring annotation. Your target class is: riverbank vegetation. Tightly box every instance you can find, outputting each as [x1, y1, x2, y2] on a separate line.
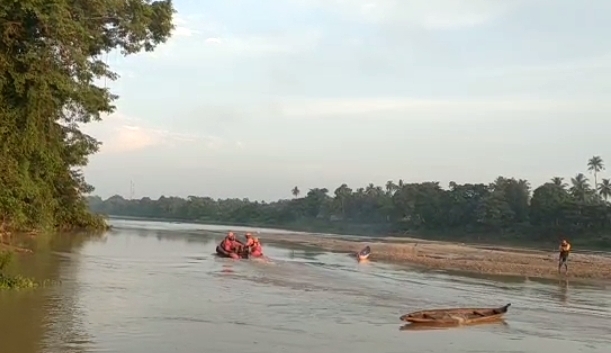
[0, 0, 175, 237]
[89, 157, 611, 249]
[0, 252, 35, 289]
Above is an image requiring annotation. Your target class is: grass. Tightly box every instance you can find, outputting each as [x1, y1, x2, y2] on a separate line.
[0, 251, 37, 290]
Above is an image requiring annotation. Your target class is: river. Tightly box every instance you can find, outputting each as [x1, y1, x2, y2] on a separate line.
[1, 219, 610, 353]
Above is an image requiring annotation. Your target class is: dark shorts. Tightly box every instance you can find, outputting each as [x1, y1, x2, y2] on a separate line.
[559, 254, 568, 263]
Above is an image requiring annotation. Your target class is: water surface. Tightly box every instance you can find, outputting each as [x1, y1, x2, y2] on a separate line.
[1, 219, 609, 353]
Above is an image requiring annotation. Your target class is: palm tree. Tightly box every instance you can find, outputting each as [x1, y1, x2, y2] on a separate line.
[587, 156, 604, 189]
[385, 180, 397, 195]
[334, 184, 352, 217]
[597, 178, 611, 200]
[570, 173, 591, 201]
[365, 183, 377, 197]
[551, 177, 567, 189]
[291, 186, 300, 198]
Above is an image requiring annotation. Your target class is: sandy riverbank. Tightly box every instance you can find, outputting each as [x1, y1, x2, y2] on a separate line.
[258, 233, 611, 281]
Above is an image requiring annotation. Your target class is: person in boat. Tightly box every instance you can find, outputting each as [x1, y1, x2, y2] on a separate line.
[216, 232, 241, 258]
[249, 237, 263, 258]
[243, 233, 255, 247]
[558, 239, 571, 273]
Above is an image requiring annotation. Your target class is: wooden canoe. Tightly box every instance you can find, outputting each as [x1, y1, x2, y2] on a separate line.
[400, 303, 511, 325]
[356, 245, 371, 261]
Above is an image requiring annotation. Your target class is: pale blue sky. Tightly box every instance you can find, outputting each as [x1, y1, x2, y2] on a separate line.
[82, 0, 611, 200]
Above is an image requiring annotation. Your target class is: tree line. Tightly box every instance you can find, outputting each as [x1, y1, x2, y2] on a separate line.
[0, 0, 174, 234]
[88, 156, 611, 248]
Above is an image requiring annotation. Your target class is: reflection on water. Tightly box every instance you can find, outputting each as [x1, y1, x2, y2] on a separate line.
[0, 219, 610, 353]
[556, 279, 569, 304]
[399, 321, 511, 332]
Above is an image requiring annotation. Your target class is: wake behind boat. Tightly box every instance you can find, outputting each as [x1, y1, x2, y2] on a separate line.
[400, 303, 511, 326]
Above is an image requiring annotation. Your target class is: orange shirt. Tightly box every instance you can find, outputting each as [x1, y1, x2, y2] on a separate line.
[559, 243, 571, 255]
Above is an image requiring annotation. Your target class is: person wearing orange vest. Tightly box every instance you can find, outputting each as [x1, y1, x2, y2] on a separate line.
[244, 233, 255, 247]
[250, 237, 263, 258]
[216, 232, 241, 259]
[558, 239, 571, 273]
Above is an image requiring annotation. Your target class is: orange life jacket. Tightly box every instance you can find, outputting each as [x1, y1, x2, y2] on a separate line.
[221, 238, 235, 252]
[252, 243, 262, 253]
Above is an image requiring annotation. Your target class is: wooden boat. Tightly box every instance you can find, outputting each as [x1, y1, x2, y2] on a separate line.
[400, 303, 511, 326]
[356, 245, 371, 261]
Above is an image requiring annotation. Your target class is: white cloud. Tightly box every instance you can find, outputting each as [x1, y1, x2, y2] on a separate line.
[201, 30, 322, 56]
[79, 113, 231, 154]
[172, 15, 199, 37]
[173, 26, 195, 37]
[205, 37, 222, 45]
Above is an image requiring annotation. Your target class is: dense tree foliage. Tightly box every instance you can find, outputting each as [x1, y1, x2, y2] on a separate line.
[0, 0, 174, 232]
[89, 158, 611, 248]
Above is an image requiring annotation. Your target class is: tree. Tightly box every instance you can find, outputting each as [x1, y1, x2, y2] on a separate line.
[551, 177, 567, 189]
[530, 183, 571, 228]
[587, 156, 604, 189]
[291, 186, 300, 198]
[385, 180, 397, 195]
[88, 160, 611, 249]
[570, 173, 591, 202]
[598, 179, 611, 200]
[333, 184, 352, 219]
[0, 0, 175, 232]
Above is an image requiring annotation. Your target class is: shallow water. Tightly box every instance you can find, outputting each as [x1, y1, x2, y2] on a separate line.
[0, 219, 610, 353]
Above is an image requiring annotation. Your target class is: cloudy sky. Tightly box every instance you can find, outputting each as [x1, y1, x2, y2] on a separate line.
[82, 0, 611, 201]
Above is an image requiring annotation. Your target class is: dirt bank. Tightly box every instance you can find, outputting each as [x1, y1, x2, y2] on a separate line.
[259, 233, 611, 281]
[0, 230, 33, 254]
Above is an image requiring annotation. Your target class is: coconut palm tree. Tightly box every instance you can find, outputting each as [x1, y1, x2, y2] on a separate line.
[587, 156, 604, 189]
[597, 178, 611, 200]
[291, 186, 300, 198]
[551, 177, 567, 189]
[570, 173, 591, 202]
[334, 184, 352, 217]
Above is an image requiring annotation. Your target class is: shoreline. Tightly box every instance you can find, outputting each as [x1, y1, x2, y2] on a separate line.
[107, 216, 611, 281]
[258, 232, 611, 282]
[106, 215, 611, 252]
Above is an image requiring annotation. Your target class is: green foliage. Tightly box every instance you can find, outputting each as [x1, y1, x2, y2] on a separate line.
[88, 159, 611, 249]
[0, 0, 175, 233]
[0, 251, 36, 289]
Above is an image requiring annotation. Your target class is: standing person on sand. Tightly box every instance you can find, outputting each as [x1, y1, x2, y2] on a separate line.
[558, 239, 571, 274]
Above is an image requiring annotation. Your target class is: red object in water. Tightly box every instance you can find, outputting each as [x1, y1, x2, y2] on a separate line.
[250, 250, 263, 257]
[229, 252, 240, 259]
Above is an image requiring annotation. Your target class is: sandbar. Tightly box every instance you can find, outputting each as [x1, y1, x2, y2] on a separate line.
[259, 232, 611, 282]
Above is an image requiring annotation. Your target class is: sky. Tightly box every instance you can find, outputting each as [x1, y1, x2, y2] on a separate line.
[82, 0, 611, 201]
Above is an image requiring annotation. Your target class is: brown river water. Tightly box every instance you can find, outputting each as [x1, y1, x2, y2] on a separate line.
[1, 219, 610, 353]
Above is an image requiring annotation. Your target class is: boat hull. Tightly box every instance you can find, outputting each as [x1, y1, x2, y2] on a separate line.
[215, 246, 250, 259]
[400, 303, 511, 326]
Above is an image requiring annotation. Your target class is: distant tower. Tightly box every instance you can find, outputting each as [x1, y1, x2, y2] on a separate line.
[129, 180, 135, 200]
